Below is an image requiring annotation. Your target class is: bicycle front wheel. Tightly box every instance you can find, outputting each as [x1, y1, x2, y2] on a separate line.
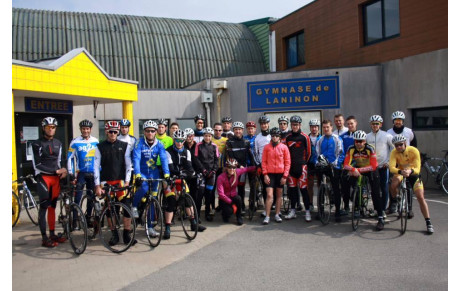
[351, 187, 361, 231]
[318, 184, 331, 225]
[179, 193, 198, 240]
[144, 197, 163, 248]
[399, 188, 408, 235]
[24, 190, 39, 225]
[69, 203, 88, 255]
[99, 202, 136, 253]
[12, 191, 20, 227]
[441, 171, 448, 195]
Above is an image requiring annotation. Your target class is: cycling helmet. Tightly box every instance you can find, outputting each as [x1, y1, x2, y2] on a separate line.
[369, 115, 383, 123]
[309, 119, 320, 126]
[233, 121, 244, 129]
[158, 118, 168, 126]
[290, 115, 302, 123]
[105, 120, 120, 131]
[194, 114, 206, 123]
[143, 120, 158, 130]
[41, 117, 58, 127]
[203, 127, 214, 135]
[392, 111, 405, 120]
[120, 119, 131, 127]
[79, 119, 93, 128]
[316, 154, 330, 169]
[173, 129, 187, 140]
[184, 128, 195, 136]
[258, 115, 270, 124]
[246, 121, 256, 128]
[392, 134, 407, 144]
[278, 115, 289, 124]
[222, 116, 232, 123]
[226, 158, 239, 168]
[270, 127, 281, 136]
[353, 130, 367, 140]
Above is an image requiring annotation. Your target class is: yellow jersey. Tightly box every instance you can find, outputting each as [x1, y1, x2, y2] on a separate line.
[389, 146, 421, 175]
[212, 136, 228, 168]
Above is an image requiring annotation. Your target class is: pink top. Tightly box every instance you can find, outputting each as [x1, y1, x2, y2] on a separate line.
[262, 142, 291, 177]
[217, 166, 256, 204]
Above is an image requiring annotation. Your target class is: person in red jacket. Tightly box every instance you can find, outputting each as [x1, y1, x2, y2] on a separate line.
[217, 158, 256, 225]
[261, 127, 291, 225]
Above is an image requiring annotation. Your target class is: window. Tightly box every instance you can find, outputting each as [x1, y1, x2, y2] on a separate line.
[363, 0, 400, 45]
[285, 31, 305, 68]
[412, 107, 448, 130]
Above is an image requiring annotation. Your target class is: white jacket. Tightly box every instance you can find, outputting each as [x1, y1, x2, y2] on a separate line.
[254, 132, 271, 165]
[366, 130, 394, 168]
[387, 127, 414, 146]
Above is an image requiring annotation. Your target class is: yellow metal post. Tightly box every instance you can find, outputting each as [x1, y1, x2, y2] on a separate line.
[12, 92, 18, 193]
[122, 101, 134, 136]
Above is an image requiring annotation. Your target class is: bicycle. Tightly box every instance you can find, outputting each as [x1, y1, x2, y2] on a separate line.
[135, 178, 164, 248]
[351, 175, 371, 231]
[98, 183, 136, 253]
[396, 177, 411, 235]
[12, 175, 40, 227]
[317, 163, 335, 225]
[57, 185, 88, 255]
[420, 150, 448, 195]
[247, 174, 264, 221]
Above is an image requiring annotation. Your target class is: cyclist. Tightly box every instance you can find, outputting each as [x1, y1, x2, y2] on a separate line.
[244, 121, 258, 212]
[366, 115, 394, 214]
[389, 135, 433, 234]
[254, 115, 271, 214]
[333, 114, 348, 136]
[307, 119, 322, 212]
[217, 158, 256, 225]
[156, 119, 174, 150]
[169, 122, 179, 137]
[278, 115, 290, 141]
[316, 120, 343, 222]
[211, 122, 228, 214]
[226, 121, 255, 214]
[67, 119, 99, 226]
[221, 116, 234, 138]
[284, 116, 312, 221]
[132, 120, 170, 238]
[184, 128, 202, 221]
[94, 121, 134, 246]
[118, 119, 137, 156]
[386, 111, 417, 213]
[262, 127, 291, 224]
[343, 130, 384, 231]
[165, 129, 206, 238]
[194, 114, 206, 143]
[32, 117, 68, 248]
[194, 127, 220, 222]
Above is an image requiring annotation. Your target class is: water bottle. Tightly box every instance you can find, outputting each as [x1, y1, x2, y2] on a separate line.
[436, 166, 441, 173]
[430, 166, 436, 173]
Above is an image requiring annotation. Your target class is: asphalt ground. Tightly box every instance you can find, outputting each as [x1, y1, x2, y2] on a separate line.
[12, 189, 448, 290]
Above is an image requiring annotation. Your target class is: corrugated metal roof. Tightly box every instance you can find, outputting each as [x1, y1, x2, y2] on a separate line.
[12, 8, 267, 89]
[242, 18, 277, 71]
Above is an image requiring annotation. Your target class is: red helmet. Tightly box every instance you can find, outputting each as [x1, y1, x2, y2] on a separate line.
[105, 120, 120, 131]
[246, 121, 256, 128]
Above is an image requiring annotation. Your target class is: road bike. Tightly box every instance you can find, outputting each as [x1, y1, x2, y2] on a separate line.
[420, 150, 448, 195]
[317, 163, 335, 225]
[12, 175, 39, 227]
[351, 175, 371, 231]
[248, 174, 264, 221]
[396, 177, 411, 235]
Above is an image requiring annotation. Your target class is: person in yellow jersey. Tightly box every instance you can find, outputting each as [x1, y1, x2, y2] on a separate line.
[211, 122, 228, 215]
[389, 134, 434, 234]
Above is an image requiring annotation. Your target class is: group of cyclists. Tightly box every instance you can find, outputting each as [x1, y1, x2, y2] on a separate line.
[29, 110, 434, 248]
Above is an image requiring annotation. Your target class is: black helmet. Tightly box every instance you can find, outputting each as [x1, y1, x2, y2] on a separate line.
[270, 127, 281, 136]
[258, 115, 270, 124]
[79, 119, 93, 128]
[222, 116, 232, 123]
[317, 154, 330, 170]
[194, 114, 206, 123]
[120, 119, 131, 127]
[290, 115, 302, 123]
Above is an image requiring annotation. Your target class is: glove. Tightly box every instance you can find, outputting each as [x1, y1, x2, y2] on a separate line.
[208, 171, 216, 178]
[257, 167, 262, 176]
[135, 174, 143, 187]
[202, 169, 208, 177]
[164, 174, 171, 184]
[232, 204, 237, 214]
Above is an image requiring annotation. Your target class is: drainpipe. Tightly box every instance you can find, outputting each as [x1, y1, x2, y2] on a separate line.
[204, 102, 211, 128]
[216, 89, 224, 123]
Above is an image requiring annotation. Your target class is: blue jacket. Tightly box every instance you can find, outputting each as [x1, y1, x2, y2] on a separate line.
[308, 134, 322, 164]
[338, 131, 355, 166]
[316, 134, 343, 169]
[67, 136, 99, 174]
[133, 138, 170, 177]
[244, 134, 256, 166]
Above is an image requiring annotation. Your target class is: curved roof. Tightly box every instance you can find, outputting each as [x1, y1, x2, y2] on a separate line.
[12, 8, 267, 89]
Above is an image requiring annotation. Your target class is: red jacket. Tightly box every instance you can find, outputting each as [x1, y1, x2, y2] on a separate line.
[262, 142, 291, 177]
[217, 166, 256, 204]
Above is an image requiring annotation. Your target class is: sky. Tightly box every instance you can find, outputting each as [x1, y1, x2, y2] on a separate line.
[11, 0, 315, 23]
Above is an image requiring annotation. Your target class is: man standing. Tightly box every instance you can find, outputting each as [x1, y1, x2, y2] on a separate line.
[221, 116, 234, 138]
[244, 121, 258, 211]
[278, 115, 290, 141]
[169, 122, 179, 137]
[254, 115, 271, 215]
[307, 119, 322, 212]
[211, 122, 228, 214]
[194, 115, 206, 143]
[333, 114, 348, 136]
[32, 117, 68, 248]
[118, 119, 137, 156]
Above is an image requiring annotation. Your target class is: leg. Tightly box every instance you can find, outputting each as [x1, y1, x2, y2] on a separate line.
[221, 200, 233, 223]
[275, 187, 283, 216]
[340, 173, 351, 213]
[237, 173, 246, 211]
[378, 168, 389, 211]
[331, 169, 342, 220]
[368, 172, 383, 217]
[265, 187, 274, 217]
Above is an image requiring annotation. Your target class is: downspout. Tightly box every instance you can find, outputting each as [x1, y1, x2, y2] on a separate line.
[216, 88, 224, 124]
[205, 102, 211, 128]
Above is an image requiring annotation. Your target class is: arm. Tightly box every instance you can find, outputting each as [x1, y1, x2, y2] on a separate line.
[94, 147, 101, 186]
[343, 148, 355, 172]
[283, 145, 291, 178]
[124, 144, 132, 184]
[166, 151, 180, 177]
[159, 144, 170, 177]
[66, 141, 76, 175]
[412, 147, 421, 175]
[216, 174, 232, 205]
[304, 134, 311, 163]
[357, 148, 377, 174]
[132, 140, 141, 176]
[31, 141, 56, 174]
[194, 143, 205, 173]
[389, 150, 399, 175]
[212, 144, 219, 172]
[261, 147, 268, 175]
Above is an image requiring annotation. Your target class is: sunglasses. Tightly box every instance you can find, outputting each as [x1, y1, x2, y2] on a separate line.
[108, 130, 118, 134]
[371, 123, 381, 126]
[174, 139, 185, 143]
[395, 143, 405, 147]
[45, 126, 57, 129]
[355, 140, 365, 144]
[144, 129, 156, 133]
[196, 122, 204, 125]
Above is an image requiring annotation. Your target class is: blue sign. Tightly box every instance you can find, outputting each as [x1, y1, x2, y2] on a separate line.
[247, 76, 340, 112]
[25, 97, 73, 114]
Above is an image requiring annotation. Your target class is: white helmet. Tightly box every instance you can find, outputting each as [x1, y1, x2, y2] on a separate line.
[232, 121, 244, 129]
[143, 120, 158, 130]
[173, 129, 187, 139]
[309, 119, 320, 126]
[369, 115, 383, 123]
[392, 134, 407, 144]
[184, 128, 195, 136]
[203, 127, 214, 135]
[42, 117, 58, 127]
[353, 130, 367, 141]
[392, 111, 405, 120]
[278, 115, 289, 124]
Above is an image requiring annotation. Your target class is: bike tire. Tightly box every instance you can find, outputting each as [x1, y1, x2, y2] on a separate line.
[80, 196, 99, 240]
[441, 171, 448, 195]
[420, 166, 430, 188]
[399, 188, 408, 235]
[99, 202, 136, 253]
[12, 191, 20, 228]
[69, 203, 88, 255]
[247, 190, 256, 221]
[24, 190, 39, 225]
[351, 187, 361, 231]
[179, 193, 198, 240]
[282, 186, 290, 214]
[144, 197, 163, 248]
[318, 184, 330, 225]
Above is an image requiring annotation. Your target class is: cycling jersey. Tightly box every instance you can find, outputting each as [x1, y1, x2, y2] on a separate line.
[308, 134, 322, 164]
[389, 146, 421, 175]
[133, 138, 170, 178]
[222, 130, 234, 139]
[31, 137, 63, 176]
[194, 141, 219, 173]
[366, 130, 394, 168]
[194, 128, 205, 143]
[262, 142, 291, 177]
[285, 131, 312, 177]
[212, 136, 228, 168]
[166, 145, 195, 178]
[333, 127, 348, 136]
[387, 126, 416, 147]
[226, 136, 254, 167]
[94, 139, 132, 185]
[316, 134, 343, 168]
[117, 134, 137, 155]
[339, 130, 355, 160]
[254, 131, 271, 165]
[343, 144, 378, 173]
[217, 167, 256, 205]
[280, 130, 290, 143]
[243, 134, 256, 166]
[67, 135, 99, 174]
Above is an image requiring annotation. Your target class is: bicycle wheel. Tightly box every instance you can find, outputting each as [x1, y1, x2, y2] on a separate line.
[99, 202, 136, 253]
[351, 187, 361, 231]
[399, 188, 408, 235]
[69, 203, 88, 255]
[12, 191, 20, 227]
[420, 166, 430, 188]
[282, 186, 290, 214]
[318, 184, 331, 225]
[179, 193, 198, 240]
[144, 197, 163, 248]
[24, 190, 39, 225]
[247, 191, 256, 221]
[441, 171, 448, 195]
